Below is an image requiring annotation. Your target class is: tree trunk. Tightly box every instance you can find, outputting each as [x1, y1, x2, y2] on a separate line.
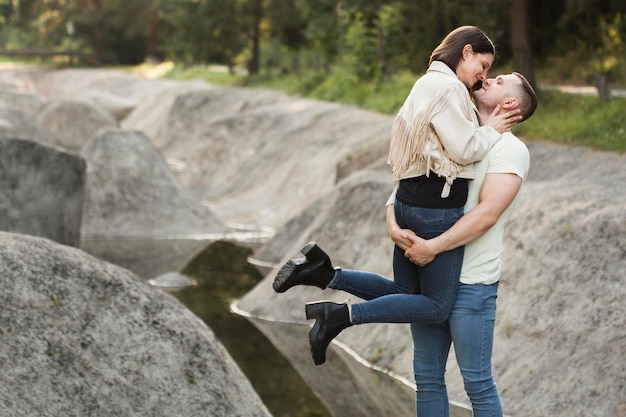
[594, 72, 611, 102]
[248, 0, 262, 75]
[510, 0, 536, 87]
[376, 19, 391, 81]
[433, 0, 445, 40]
[144, 0, 158, 61]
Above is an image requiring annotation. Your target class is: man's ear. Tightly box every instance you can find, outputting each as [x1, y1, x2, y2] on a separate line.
[501, 97, 519, 110]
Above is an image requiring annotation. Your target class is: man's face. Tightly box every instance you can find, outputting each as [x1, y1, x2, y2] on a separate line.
[473, 73, 521, 111]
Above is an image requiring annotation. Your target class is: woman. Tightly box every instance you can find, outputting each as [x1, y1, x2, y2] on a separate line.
[273, 26, 521, 366]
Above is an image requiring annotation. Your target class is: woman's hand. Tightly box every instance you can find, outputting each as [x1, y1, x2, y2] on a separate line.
[389, 226, 417, 252]
[387, 204, 437, 266]
[483, 104, 522, 133]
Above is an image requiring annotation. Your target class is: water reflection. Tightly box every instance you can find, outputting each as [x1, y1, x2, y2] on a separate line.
[175, 241, 331, 417]
[80, 237, 209, 279]
[80, 228, 273, 280]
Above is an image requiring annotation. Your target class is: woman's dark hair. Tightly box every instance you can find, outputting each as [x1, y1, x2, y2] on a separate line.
[429, 26, 495, 72]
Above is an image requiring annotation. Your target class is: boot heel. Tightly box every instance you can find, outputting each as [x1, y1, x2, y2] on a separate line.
[272, 242, 334, 293]
[305, 302, 325, 320]
[301, 242, 321, 260]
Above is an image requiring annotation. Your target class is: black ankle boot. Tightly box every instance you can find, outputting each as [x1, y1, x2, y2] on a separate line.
[305, 301, 352, 365]
[272, 242, 335, 293]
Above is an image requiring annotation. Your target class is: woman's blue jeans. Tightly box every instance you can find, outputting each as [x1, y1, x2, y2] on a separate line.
[329, 200, 464, 325]
[411, 283, 502, 417]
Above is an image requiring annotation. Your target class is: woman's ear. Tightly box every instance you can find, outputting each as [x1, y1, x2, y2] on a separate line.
[462, 44, 474, 60]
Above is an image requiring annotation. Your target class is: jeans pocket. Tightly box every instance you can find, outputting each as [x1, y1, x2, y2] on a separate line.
[408, 206, 446, 225]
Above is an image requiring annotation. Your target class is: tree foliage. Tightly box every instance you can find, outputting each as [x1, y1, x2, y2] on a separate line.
[1, 0, 624, 87]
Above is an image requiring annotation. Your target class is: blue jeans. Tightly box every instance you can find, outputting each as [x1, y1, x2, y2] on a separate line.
[330, 271, 502, 417]
[411, 283, 502, 417]
[329, 201, 464, 324]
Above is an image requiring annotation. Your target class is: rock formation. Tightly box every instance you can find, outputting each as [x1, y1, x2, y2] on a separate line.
[35, 99, 118, 151]
[80, 128, 225, 240]
[0, 232, 271, 417]
[0, 137, 85, 247]
[1, 65, 624, 417]
[78, 128, 227, 278]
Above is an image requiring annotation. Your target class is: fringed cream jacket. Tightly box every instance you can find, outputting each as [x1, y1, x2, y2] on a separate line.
[387, 61, 501, 198]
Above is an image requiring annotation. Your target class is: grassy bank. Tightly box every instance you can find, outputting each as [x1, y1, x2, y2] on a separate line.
[164, 64, 626, 154]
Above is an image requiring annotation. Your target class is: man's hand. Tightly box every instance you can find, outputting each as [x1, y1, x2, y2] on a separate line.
[404, 234, 437, 266]
[388, 217, 437, 266]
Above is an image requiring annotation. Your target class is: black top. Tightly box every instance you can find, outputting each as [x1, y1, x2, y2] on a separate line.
[396, 175, 468, 208]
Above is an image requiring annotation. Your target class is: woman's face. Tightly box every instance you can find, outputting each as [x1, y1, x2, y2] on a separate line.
[456, 45, 494, 89]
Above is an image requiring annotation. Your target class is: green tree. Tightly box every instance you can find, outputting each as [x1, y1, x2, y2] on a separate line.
[0, 0, 13, 25]
[60, 0, 161, 64]
[298, 0, 341, 72]
[334, 0, 407, 80]
[158, 0, 243, 66]
[376, 2, 406, 80]
[340, 11, 380, 80]
[556, 0, 626, 99]
[267, 0, 307, 52]
[2, 0, 625, 89]
[396, 0, 441, 73]
[240, 0, 265, 74]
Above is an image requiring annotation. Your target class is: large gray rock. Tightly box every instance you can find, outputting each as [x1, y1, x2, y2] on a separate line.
[79, 128, 227, 278]
[0, 67, 42, 93]
[77, 89, 137, 121]
[25, 68, 144, 102]
[80, 128, 225, 239]
[0, 138, 85, 246]
[25, 68, 141, 122]
[121, 79, 216, 147]
[121, 83, 392, 229]
[0, 90, 47, 140]
[0, 69, 47, 141]
[0, 232, 271, 417]
[6, 68, 394, 230]
[488, 142, 626, 417]
[35, 99, 118, 151]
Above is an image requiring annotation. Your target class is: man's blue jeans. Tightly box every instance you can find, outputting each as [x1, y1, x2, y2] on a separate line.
[328, 271, 501, 416]
[329, 202, 464, 325]
[411, 282, 502, 417]
[411, 283, 502, 417]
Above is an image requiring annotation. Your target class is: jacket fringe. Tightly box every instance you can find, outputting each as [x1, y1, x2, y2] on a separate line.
[387, 86, 456, 179]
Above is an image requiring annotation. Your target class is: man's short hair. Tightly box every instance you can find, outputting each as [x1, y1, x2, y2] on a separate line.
[512, 72, 538, 121]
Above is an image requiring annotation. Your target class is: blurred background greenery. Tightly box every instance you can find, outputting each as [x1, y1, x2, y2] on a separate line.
[1, 0, 624, 151]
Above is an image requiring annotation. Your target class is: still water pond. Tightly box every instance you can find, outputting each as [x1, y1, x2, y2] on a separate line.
[173, 241, 331, 417]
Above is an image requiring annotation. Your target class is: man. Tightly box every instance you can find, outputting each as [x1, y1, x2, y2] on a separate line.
[273, 72, 537, 416]
[388, 72, 537, 417]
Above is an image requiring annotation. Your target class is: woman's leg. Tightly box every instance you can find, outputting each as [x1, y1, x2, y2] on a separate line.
[328, 268, 397, 301]
[349, 201, 464, 325]
[450, 283, 502, 417]
[328, 242, 423, 301]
